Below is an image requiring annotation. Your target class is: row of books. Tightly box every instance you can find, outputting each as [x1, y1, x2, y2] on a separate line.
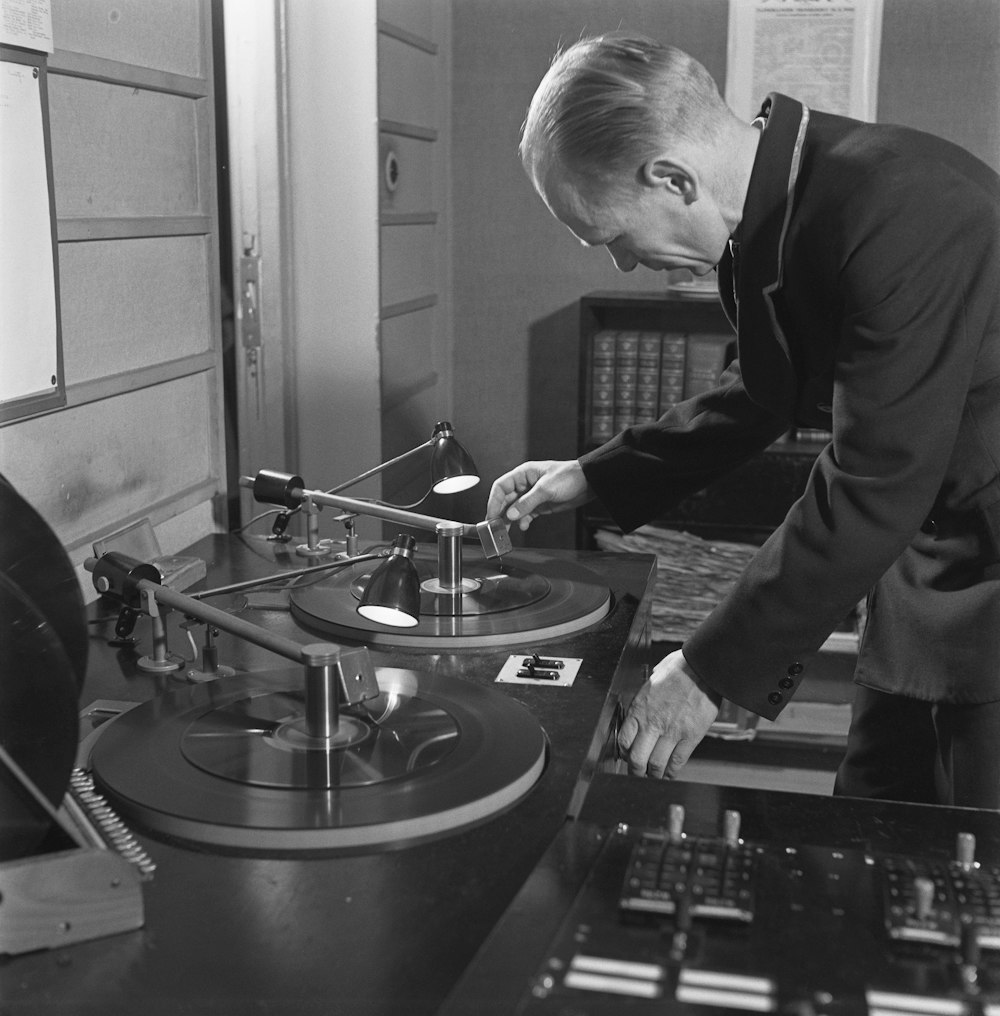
[588, 329, 735, 444]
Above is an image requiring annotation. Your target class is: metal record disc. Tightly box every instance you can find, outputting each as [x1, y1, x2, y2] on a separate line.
[181, 684, 459, 790]
[0, 573, 80, 860]
[290, 548, 612, 648]
[0, 474, 88, 690]
[0, 475, 85, 860]
[90, 667, 547, 854]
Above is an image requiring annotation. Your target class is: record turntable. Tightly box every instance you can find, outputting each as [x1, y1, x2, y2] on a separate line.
[241, 466, 613, 649]
[230, 421, 616, 649]
[82, 550, 549, 855]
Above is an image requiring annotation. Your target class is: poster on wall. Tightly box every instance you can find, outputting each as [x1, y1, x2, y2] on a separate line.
[725, 0, 884, 121]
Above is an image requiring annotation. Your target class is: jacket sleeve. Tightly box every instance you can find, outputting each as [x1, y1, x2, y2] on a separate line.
[580, 358, 790, 533]
[684, 155, 996, 719]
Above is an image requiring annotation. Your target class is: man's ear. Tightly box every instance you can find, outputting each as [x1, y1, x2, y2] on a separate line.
[641, 157, 698, 203]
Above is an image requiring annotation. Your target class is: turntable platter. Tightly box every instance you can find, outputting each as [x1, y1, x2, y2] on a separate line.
[90, 667, 547, 854]
[290, 548, 612, 648]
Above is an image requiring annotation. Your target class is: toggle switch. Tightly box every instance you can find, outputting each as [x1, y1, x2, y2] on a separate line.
[523, 654, 564, 669]
[723, 809, 741, 847]
[668, 803, 685, 842]
[914, 876, 936, 921]
[956, 832, 976, 872]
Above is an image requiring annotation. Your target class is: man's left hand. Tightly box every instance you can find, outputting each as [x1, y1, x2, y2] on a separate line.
[618, 649, 722, 778]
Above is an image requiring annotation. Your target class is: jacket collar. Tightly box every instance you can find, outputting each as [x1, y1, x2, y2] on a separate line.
[730, 93, 810, 415]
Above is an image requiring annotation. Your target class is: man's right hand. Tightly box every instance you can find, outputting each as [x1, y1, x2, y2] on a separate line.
[486, 459, 593, 531]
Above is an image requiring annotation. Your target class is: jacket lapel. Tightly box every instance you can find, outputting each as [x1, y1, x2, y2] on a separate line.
[735, 94, 810, 419]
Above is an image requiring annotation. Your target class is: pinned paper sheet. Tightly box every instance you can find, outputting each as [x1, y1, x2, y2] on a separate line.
[496, 654, 582, 688]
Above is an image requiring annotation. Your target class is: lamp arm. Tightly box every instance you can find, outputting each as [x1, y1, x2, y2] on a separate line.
[87, 556, 315, 664]
[240, 474, 511, 559]
[85, 553, 381, 712]
[325, 437, 434, 495]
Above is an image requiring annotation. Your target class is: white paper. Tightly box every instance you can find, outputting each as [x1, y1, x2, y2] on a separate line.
[726, 0, 883, 121]
[1, 0, 53, 53]
[0, 58, 59, 403]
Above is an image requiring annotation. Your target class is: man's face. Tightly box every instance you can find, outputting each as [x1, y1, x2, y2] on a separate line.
[537, 157, 729, 277]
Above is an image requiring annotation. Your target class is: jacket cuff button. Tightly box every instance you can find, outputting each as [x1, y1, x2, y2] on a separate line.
[768, 691, 783, 705]
[787, 662, 804, 676]
[779, 677, 794, 689]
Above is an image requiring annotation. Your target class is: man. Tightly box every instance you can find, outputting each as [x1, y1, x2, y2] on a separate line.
[487, 34, 1000, 807]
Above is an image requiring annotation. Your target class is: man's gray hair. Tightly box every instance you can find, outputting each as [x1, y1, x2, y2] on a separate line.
[520, 33, 729, 183]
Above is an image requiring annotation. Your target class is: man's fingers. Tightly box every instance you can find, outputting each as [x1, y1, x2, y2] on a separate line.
[487, 465, 543, 520]
[663, 740, 694, 780]
[625, 728, 661, 776]
[625, 734, 691, 780]
[506, 484, 548, 521]
[486, 477, 520, 520]
[617, 713, 639, 755]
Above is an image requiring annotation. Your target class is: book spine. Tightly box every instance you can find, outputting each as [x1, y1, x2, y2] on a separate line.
[613, 331, 640, 432]
[683, 333, 733, 399]
[657, 332, 687, 415]
[589, 330, 617, 444]
[634, 332, 662, 425]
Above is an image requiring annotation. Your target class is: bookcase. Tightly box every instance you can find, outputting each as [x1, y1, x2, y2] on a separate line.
[577, 290, 825, 548]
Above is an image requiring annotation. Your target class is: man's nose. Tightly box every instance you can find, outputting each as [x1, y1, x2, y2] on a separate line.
[606, 242, 638, 272]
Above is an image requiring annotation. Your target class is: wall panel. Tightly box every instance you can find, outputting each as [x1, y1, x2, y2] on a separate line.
[378, 33, 436, 129]
[52, 0, 204, 77]
[59, 236, 212, 383]
[380, 306, 438, 413]
[4, 373, 216, 550]
[0, 0, 224, 598]
[49, 78, 202, 217]
[379, 304, 449, 509]
[380, 223, 437, 309]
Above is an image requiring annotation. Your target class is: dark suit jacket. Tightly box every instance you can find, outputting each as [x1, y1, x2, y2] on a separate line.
[581, 93, 1000, 720]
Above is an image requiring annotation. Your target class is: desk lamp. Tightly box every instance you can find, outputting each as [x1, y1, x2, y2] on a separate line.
[243, 468, 512, 630]
[282, 421, 479, 557]
[356, 534, 420, 627]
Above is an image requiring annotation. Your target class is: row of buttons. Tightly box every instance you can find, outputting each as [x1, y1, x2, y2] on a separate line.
[767, 661, 803, 706]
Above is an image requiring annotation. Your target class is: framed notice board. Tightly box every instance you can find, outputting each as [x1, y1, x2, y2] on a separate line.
[0, 45, 64, 423]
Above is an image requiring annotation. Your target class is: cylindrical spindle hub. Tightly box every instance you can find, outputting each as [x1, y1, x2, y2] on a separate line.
[302, 644, 343, 741]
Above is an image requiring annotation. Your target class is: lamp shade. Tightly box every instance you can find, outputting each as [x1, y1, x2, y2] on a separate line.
[429, 421, 480, 494]
[357, 535, 421, 627]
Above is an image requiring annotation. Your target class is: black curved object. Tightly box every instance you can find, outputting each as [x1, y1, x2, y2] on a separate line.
[0, 473, 85, 859]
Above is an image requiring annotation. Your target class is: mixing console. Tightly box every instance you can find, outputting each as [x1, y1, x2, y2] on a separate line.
[511, 805, 1000, 1014]
[880, 839, 1000, 951]
[619, 805, 757, 923]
